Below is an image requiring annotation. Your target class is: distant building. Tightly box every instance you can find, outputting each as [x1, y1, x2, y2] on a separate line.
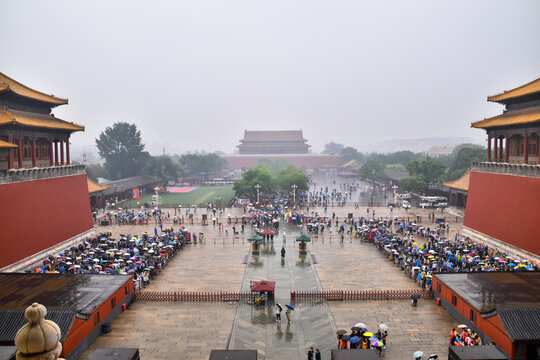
[443, 169, 470, 208]
[223, 130, 343, 170]
[0, 73, 92, 270]
[464, 77, 540, 261]
[237, 130, 311, 154]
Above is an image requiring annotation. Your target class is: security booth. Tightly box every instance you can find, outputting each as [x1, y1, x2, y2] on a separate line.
[296, 234, 311, 254]
[248, 235, 263, 255]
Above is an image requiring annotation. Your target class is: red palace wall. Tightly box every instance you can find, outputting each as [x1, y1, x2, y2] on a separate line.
[464, 171, 540, 256]
[0, 174, 93, 268]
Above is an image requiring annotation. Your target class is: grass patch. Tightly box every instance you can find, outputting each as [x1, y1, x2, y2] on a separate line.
[120, 185, 235, 208]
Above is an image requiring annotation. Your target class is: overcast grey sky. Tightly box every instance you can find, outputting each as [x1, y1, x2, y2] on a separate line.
[1, 0, 539, 155]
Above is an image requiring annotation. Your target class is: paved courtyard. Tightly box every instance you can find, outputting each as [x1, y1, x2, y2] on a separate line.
[83, 201, 463, 360]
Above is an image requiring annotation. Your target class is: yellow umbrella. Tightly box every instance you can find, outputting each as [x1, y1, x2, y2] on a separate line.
[363, 332, 374, 337]
[428, 255, 435, 259]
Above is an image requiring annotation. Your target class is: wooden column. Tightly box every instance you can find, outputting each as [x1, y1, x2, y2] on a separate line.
[31, 138, 37, 167]
[505, 135, 509, 163]
[18, 136, 23, 168]
[49, 140, 54, 166]
[66, 139, 70, 165]
[524, 134, 529, 164]
[487, 135, 491, 162]
[54, 140, 59, 166]
[60, 140, 65, 165]
[7, 135, 14, 170]
[493, 136, 498, 162]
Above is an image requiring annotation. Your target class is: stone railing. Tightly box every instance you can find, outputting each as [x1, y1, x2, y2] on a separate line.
[0, 164, 86, 184]
[472, 162, 540, 178]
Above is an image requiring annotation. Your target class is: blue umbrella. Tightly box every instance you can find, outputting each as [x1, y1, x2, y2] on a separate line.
[286, 304, 294, 310]
[349, 336, 360, 344]
[508, 263, 516, 266]
[413, 351, 423, 359]
[369, 337, 379, 341]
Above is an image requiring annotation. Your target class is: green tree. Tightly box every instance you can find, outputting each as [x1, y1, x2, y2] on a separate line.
[406, 157, 446, 183]
[341, 146, 364, 162]
[276, 166, 309, 192]
[178, 153, 226, 179]
[358, 159, 387, 181]
[446, 147, 485, 180]
[322, 141, 344, 154]
[233, 166, 276, 201]
[400, 174, 428, 193]
[95, 122, 145, 179]
[142, 155, 182, 186]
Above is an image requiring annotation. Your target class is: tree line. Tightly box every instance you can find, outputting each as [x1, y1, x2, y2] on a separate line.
[88, 122, 226, 185]
[325, 141, 486, 193]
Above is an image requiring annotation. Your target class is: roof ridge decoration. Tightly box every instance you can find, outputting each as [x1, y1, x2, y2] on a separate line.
[488, 77, 540, 103]
[0, 72, 68, 106]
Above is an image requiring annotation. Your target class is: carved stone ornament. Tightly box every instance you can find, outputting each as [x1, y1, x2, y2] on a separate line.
[14, 303, 63, 360]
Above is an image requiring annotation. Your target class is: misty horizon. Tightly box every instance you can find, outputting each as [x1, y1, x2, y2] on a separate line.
[1, 0, 539, 157]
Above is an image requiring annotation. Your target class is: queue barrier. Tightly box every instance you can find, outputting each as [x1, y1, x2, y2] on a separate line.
[134, 290, 258, 302]
[290, 289, 433, 301]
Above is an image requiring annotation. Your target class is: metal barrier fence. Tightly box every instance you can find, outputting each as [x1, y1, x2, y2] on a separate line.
[134, 290, 258, 302]
[291, 289, 433, 301]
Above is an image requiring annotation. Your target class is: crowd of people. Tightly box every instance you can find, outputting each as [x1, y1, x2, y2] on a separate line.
[449, 327, 483, 347]
[336, 323, 388, 355]
[32, 228, 192, 290]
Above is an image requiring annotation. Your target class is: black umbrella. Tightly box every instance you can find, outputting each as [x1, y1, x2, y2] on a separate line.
[411, 294, 421, 300]
[351, 326, 362, 331]
[341, 335, 351, 342]
[336, 329, 347, 335]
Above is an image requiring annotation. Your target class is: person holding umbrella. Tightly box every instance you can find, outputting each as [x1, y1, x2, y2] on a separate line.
[286, 304, 294, 323]
[275, 303, 282, 322]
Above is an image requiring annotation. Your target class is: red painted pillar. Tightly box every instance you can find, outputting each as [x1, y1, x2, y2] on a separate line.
[7, 135, 13, 169]
[487, 135, 491, 162]
[31, 138, 37, 167]
[17, 136, 23, 168]
[499, 138, 503, 161]
[505, 135, 509, 163]
[49, 140, 54, 166]
[524, 134, 529, 164]
[66, 139, 70, 165]
[60, 140, 65, 165]
[54, 140, 59, 166]
[493, 136, 498, 162]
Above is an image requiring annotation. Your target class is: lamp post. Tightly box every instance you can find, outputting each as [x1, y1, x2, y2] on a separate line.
[255, 184, 261, 204]
[291, 184, 298, 205]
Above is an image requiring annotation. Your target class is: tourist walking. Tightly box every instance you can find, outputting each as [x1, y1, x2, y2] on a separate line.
[275, 304, 282, 322]
[315, 349, 321, 360]
[281, 247, 286, 258]
[307, 347, 314, 360]
[286, 308, 292, 323]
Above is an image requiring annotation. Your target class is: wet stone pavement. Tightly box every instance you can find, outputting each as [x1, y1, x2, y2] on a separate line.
[228, 234, 336, 360]
[83, 204, 461, 360]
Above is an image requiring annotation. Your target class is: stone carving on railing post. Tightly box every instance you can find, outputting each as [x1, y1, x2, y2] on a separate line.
[14, 303, 64, 360]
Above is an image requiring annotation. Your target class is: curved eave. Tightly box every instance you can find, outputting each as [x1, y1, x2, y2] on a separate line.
[0, 72, 68, 106]
[487, 77, 540, 103]
[0, 109, 84, 132]
[471, 110, 540, 129]
[443, 169, 470, 191]
[0, 139, 18, 148]
[88, 177, 110, 194]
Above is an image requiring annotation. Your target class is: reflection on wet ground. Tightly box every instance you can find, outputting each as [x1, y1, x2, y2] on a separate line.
[229, 232, 337, 360]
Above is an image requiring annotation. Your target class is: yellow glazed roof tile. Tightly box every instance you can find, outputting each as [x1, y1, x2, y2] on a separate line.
[443, 169, 470, 191]
[471, 108, 540, 129]
[488, 78, 540, 102]
[0, 72, 68, 105]
[0, 109, 84, 132]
